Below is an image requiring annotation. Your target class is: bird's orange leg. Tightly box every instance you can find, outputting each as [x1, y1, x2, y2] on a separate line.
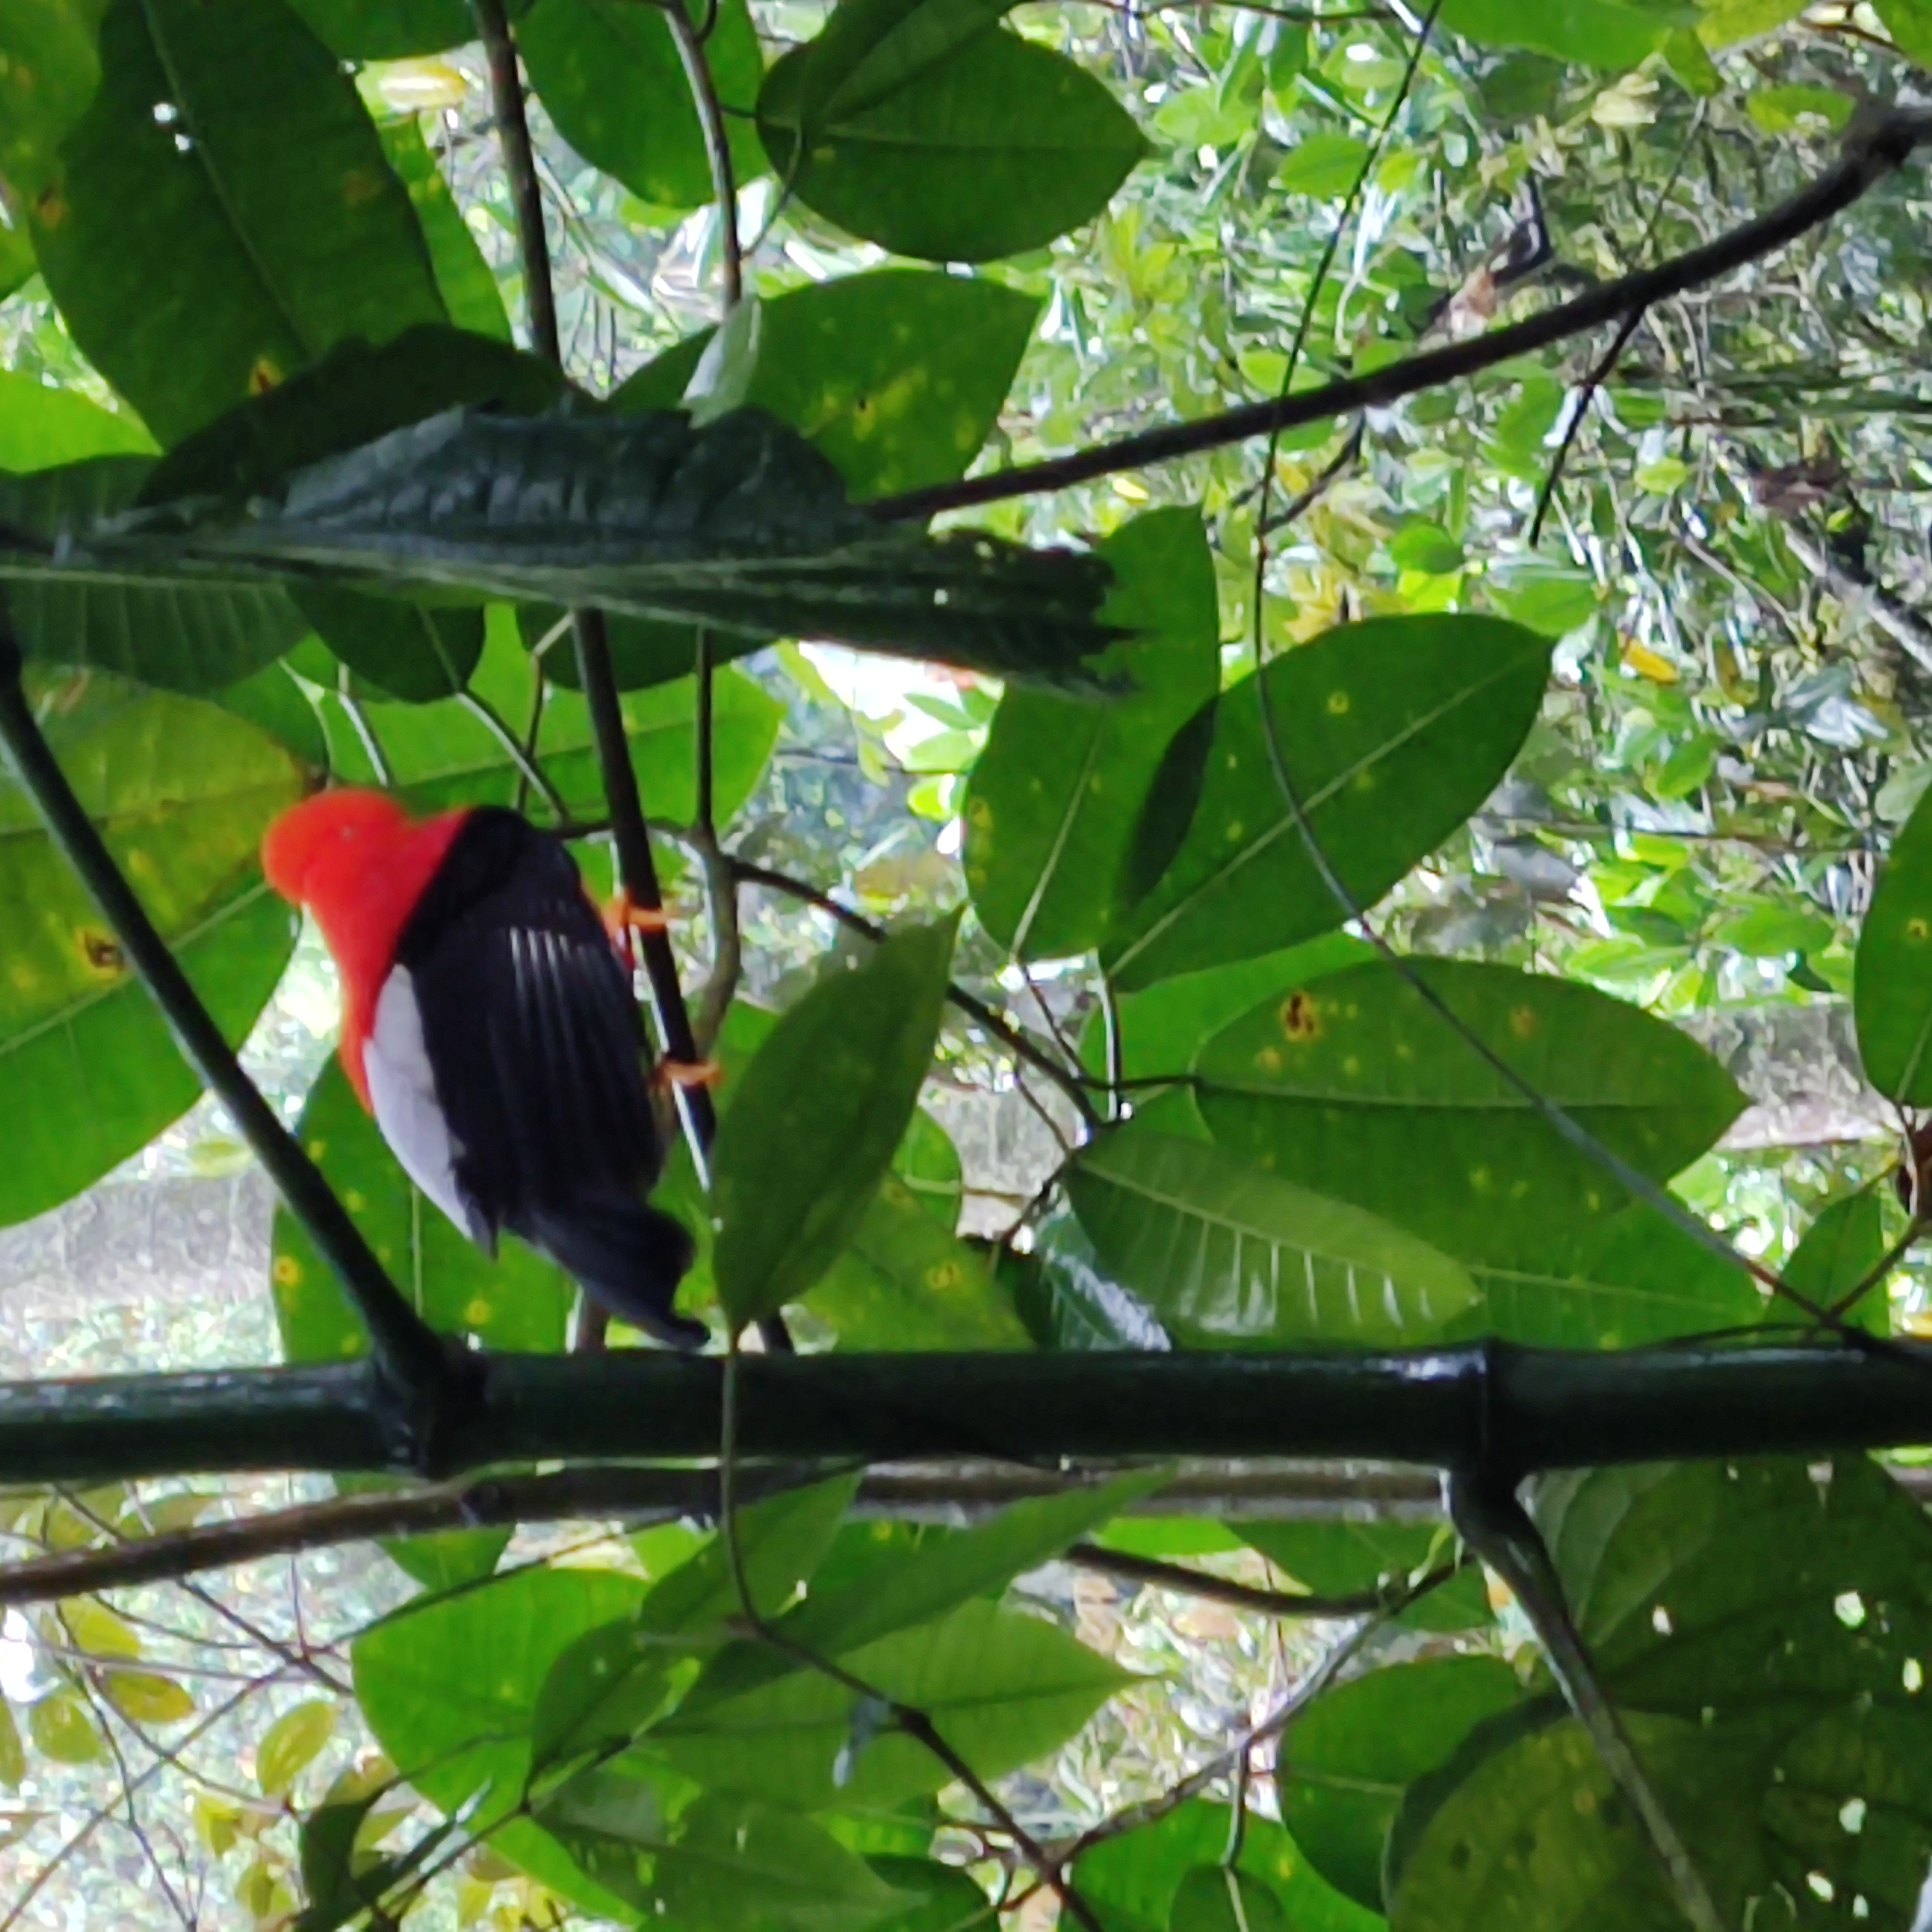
[653, 1057, 723, 1092]
[603, 888, 672, 969]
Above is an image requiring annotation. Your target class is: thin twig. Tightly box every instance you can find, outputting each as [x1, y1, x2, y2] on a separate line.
[658, 0, 743, 310]
[458, 690, 569, 823]
[866, 108, 1932, 523]
[1069, 1541, 1461, 1617]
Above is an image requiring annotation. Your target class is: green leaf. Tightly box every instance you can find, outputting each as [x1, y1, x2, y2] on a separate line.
[289, 0, 473, 57]
[1274, 133, 1370, 198]
[0, 1701, 20, 1790]
[1700, 0, 1812, 50]
[1103, 616, 1553, 990]
[810, 1184, 1033, 1349]
[213, 661, 330, 772]
[31, 0, 447, 446]
[296, 583, 483, 702]
[965, 507, 1220, 959]
[1280, 1658, 1521, 1911]
[83, 407, 1126, 688]
[1238, 1520, 1488, 1633]
[0, 459, 307, 690]
[613, 269, 1041, 502]
[1075, 1801, 1381, 1932]
[1784, 1186, 1889, 1333]
[1066, 1127, 1478, 1345]
[377, 114, 512, 341]
[520, 0, 766, 211]
[0, 0, 104, 203]
[1855, 779, 1932, 1103]
[256, 1700, 337, 1799]
[786, 0, 1018, 129]
[1001, 1218, 1174, 1351]
[29, 1690, 102, 1764]
[866, 1857, 992, 1932]
[712, 916, 958, 1328]
[0, 368, 153, 470]
[1193, 959, 1744, 1265]
[1169, 1867, 1287, 1932]
[1439, 0, 1664, 68]
[1877, 0, 1932, 62]
[1746, 84, 1853, 135]
[758, 28, 1147, 262]
[0, 682, 301, 1224]
[652, 1598, 1133, 1810]
[353, 1564, 649, 1914]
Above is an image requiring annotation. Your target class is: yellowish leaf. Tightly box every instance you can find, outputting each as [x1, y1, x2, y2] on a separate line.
[29, 1691, 101, 1764]
[0, 1701, 21, 1788]
[1620, 638, 1680, 684]
[256, 1699, 336, 1798]
[103, 1670, 195, 1725]
[61, 1597, 141, 1661]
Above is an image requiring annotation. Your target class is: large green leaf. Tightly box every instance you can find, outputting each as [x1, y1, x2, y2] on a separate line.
[966, 507, 1220, 960]
[30, 0, 447, 445]
[1783, 1185, 1889, 1334]
[0, 369, 153, 470]
[1193, 960, 1744, 1265]
[377, 115, 512, 341]
[758, 27, 1146, 261]
[1440, 0, 1666, 68]
[0, 459, 307, 690]
[520, 0, 766, 211]
[545, 269, 1039, 691]
[1854, 779, 1932, 1103]
[1238, 1520, 1489, 1634]
[1103, 617, 1553, 990]
[1066, 1127, 1478, 1346]
[650, 1597, 1133, 1810]
[1280, 1659, 1522, 1911]
[0, 681, 301, 1223]
[1074, 1801, 1382, 1932]
[612, 270, 1041, 501]
[0, 0, 103, 204]
[712, 916, 958, 1329]
[352, 1564, 650, 1918]
[1169, 1868, 1288, 1932]
[295, 584, 483, 702]
[59, 407, 1124, 686]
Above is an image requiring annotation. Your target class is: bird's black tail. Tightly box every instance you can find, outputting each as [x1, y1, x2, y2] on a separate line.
[518, 1198, 708, 1349]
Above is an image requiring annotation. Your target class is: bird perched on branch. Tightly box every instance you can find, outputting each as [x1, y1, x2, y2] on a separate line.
[262, 789, 708, 1349]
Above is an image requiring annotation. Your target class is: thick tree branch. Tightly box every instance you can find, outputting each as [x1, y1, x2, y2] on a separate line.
[864, 108, 1932, 524]
[0, 649, 450, 1425]
[1, 1342, 1931, 1484]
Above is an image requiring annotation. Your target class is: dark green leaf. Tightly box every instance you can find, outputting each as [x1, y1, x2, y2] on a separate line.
[0, 459, 307, 689]
[213, 663, 329, 772]
[289, 0, 474, 57]
[786, 0, 1016, 129]
[295, 583, 483, 701]
[1075, 1801, 1381, 1932]
[520, 0, 766, 211]
[1169, 1866, 1288, 1932]
[1103, 616, 1553, 989]
[1002, 1216, 1173, 1351]
[0, 681, 301, 1224]
[1238, 1520, 1488, 1633]
[1279, 1658, 1522, 1911]
[758, 27, 1146, 262]
[377, 115, 513, 340]
[85, 407, 1126, 686]
[1855, 779, 1932, 1103]
[0, 1, 103, 205]
[653, 1598, 1132, 1810]
[31, 0, 448, 444]
[965, 507, 1220, 959]
[1193, 959, 1744, 1265]
[866, 1857, 992, 1932]
[613, 269, 1040, 500]
[712, 916, 958, 1327]
[1066, 1127, 1477, 1345]
[294, 1781, 456, 1932]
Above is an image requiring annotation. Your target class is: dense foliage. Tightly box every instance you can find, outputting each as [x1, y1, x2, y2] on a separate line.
[10, 0, 1932, 1927]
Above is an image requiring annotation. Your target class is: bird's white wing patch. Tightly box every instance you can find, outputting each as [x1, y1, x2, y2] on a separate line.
[366, 967, 491, 1249]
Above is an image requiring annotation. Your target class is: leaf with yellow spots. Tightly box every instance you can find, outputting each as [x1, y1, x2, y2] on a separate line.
[1106, 615, 1553, 990]
[1193, 958, 1743, 1269]
[1855, 781, 1932, 1104]
[0, 683, 300, 1225]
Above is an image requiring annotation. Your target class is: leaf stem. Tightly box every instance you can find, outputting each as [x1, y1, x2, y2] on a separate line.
[0, 646, 451, 1428]
[658, 0, 743, 310]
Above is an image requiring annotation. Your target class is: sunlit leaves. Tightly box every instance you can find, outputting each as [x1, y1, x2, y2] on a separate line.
[256, 1700, 337, 1799]
[1104, 616, 1553, 990]
[712, 917, 958, 1329]
[31, 0, 447, 444]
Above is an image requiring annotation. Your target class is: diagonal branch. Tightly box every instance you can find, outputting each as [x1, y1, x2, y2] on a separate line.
[865, 107, 1932, 524]
[0, 638, 450, 1422]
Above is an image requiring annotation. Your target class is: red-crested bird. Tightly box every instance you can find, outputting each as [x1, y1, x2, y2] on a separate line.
[262, 789, 706, 1349]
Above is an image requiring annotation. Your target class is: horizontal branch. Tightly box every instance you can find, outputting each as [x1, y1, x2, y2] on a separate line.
[864, 108, 1932, 522]
[1, 1343, 1931, 1486]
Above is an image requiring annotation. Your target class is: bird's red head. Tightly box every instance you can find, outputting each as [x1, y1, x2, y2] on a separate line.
[262, 789, 468, 1106]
